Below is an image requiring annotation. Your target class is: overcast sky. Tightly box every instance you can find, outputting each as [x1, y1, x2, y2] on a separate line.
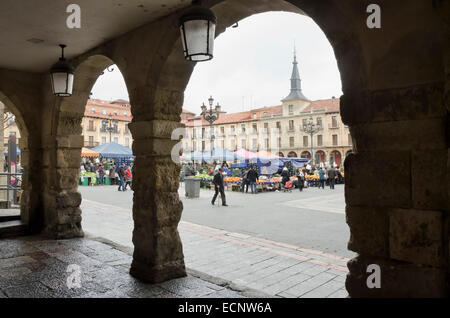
[91, 12, 342, 115]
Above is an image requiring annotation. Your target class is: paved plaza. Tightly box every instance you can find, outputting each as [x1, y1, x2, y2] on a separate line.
[0, 236, 251, 298]
[78, 184, 352, 298]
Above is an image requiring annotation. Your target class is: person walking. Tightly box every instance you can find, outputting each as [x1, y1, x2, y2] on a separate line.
[318, 167, 326, 189]
[117, 163, 125, 191]
[241, 168, 250, 193]
[124, 165, 133, 190]
[327, 166, 336, 189]
[98, 164, 105, 185]
[211, 168, 228, 206]
[247, 166, 259, 194]
[297, 168, 305, 192]
[281, 166, 290, 187]
[109, 165, 116, 185]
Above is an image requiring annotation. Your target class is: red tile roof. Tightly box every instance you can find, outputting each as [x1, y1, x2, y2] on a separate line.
[182, 105, 283, 127]
[304, 98, 340, 113]
[85, 99, 132, 121]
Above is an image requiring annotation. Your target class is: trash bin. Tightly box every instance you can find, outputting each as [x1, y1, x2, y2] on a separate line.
[184, 177, 201, 198]
[104, 176, 110, 185]
[80, 177, 89, 186]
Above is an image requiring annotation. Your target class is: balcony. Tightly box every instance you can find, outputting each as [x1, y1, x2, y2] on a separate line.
[84, 141, 99, 148]
[328, 124, 340, 129]
[287, 127, 295, 132]
[86, 127, 96, 132]
[100, 127, 120, 134]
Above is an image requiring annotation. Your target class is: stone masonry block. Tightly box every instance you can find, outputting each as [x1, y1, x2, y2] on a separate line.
[55, 168, 80, 190]
[132, 226, 184, 266]
[346, 254, 447, 298]
[56, 148, 82, 168]
[351, 118, 446, 152]
[389, 209, 445, 267]
[133, 157, 180, 192]
[56, 135, 84, 148]
[128, 120, 183, 140]
[341, 83, 445, 126]
[55, 207, 82, 226]
[346, 206, 389, 257]
[133, 191, 182, 229]
[55, 191, 82, 209]
[132, 138, 179, 157]
[412, 150, 448, 210]
[345, 152, 411, 208]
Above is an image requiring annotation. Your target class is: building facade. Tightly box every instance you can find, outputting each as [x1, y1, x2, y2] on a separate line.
[181, 53, 352, 167]
[3, 99, 134, 151]
[81, 99, 133, 148]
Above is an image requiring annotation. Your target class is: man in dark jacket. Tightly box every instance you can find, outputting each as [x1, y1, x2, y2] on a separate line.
[247, 166, 259, 194]
[117, 163, 125, 191]
[241, 168, 250, 193]
[212, 168, 228, 206]
[327, 166, 337, 189]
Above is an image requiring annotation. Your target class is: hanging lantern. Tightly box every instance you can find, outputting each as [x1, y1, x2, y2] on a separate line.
[179, 0, 216, 62]
[50, 44, 74, 97]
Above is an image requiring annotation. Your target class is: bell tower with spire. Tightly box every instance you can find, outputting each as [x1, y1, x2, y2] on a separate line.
[281, 47, 311, 115]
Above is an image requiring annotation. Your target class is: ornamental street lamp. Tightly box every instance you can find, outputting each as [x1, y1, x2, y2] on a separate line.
[302, 116, 323, 166]
[50, 44, 74, 97]
[200, 95, 220, 161]
[179, 0, 216, 62]
[102, 113, 115, 143]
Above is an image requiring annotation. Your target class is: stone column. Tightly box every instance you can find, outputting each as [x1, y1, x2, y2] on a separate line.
[128, 118, 186, 283]
[41, 114, 84, 239]
[342, 84, 449, 297]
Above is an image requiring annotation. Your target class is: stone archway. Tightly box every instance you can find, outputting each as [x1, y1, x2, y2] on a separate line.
[278, 152, 285, 158]
[0, 86, 39, 234]
[41, 54, 121, 239]
[288, 151, 297, 158]
[301, 151, 311, 159]
[315, 150, 326, 163]
[330, 150, 342, 166]
[147, 0, 367, 288]
[22, 0, 448, 296]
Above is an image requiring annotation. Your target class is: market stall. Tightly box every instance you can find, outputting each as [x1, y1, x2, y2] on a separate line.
[80, 142, 135, 186]
[81, 147, 99, 158]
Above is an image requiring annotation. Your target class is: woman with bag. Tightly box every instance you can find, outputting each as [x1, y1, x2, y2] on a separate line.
[123, 165, 133, 191]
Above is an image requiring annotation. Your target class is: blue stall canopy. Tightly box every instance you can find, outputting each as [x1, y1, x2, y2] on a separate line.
[279, 157, 310, 168]
[4, 146, 21, 156]
[92, 142, 134, 159]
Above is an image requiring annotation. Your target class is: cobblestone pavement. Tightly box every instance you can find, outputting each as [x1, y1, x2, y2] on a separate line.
[0, 236, 256, 298]
[81, 197, 349, 298]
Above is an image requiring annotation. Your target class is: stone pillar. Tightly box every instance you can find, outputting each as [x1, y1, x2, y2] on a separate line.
[342, 83, 449, 297]
[41, 123, 84, 239]
[128, 118, 186, 283]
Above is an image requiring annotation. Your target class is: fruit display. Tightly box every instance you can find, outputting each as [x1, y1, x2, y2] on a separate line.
[224, 177, 241, 182]
[194, 173, 213, 181]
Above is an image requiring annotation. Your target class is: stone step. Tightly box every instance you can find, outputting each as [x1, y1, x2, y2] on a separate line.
[0, 220, 28, 238]
[0, 209, 21, 222]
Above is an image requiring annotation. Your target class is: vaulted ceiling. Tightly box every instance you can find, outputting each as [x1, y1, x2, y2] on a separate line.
[0, 0, 190, 73]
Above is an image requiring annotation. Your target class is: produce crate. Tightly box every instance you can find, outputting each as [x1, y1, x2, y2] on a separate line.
[232, 185, 241, 192]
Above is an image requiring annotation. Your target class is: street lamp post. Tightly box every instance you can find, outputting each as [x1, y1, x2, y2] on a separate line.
[201, 95, 221, 163]
[103, 113, 115, 143]
[302, 116, 322, 166]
